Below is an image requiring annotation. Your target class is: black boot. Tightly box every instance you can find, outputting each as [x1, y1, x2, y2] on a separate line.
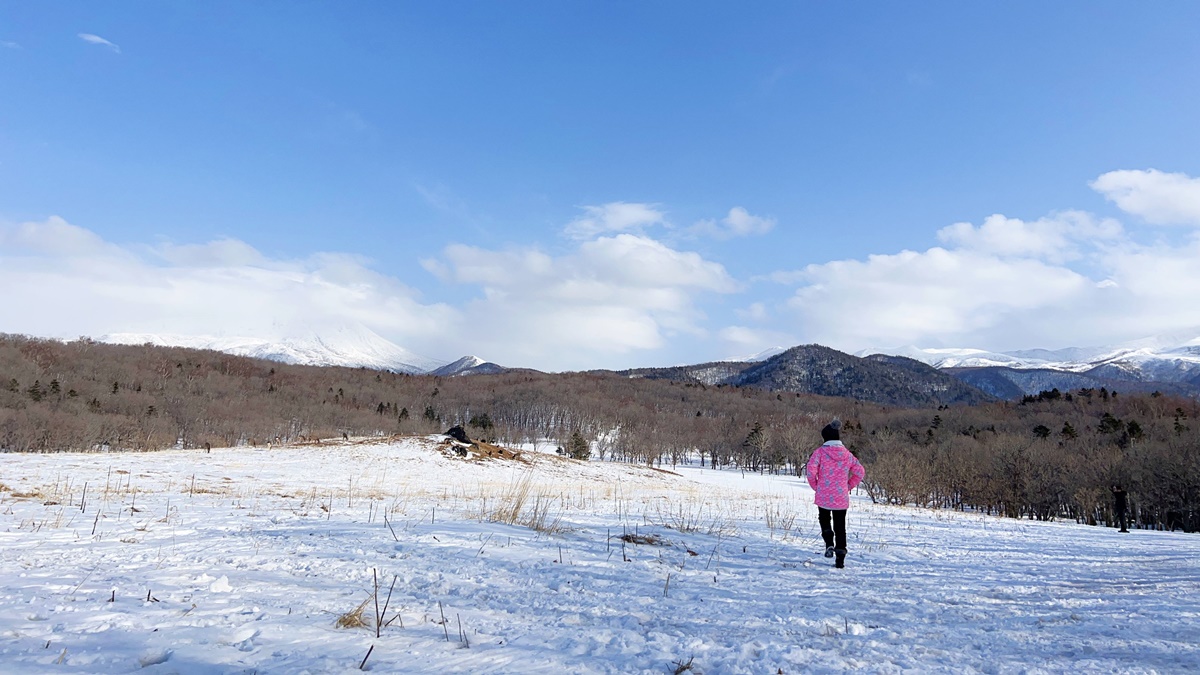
[824, 546, 835, 558]
[834, 548, 846, 568]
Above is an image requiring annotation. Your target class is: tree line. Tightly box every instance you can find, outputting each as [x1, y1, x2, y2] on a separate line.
[2, 334, 1197, 532]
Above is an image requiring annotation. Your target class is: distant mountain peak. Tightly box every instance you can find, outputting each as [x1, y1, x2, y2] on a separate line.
[99, 323, 446, 374]
[429, 355, 507, 377]
[620, 343, 993, 406]
[734, 346, 788, 362]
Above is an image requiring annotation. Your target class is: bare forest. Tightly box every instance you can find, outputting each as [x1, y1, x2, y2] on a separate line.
[2, 334, 1197, 532]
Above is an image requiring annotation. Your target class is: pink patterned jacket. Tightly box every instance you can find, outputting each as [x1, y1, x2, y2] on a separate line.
[806, 441, 866, 510]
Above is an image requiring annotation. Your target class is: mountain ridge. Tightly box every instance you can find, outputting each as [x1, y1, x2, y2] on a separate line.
[85, 325, 1200, 400]
[618, 344, 993, 407]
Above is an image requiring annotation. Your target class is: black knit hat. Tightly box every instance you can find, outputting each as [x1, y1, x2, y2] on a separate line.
[821, 419, 842, 442]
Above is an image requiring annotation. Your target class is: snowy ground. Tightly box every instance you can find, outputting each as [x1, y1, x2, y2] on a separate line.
[2, 436, 1198, 674]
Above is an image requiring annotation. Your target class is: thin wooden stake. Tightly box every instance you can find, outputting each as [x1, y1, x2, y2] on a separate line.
[439, 601, 450, 641]
[372, 569, 380, 638]
[358, 644, 374, 670]
[378, 576, 397, 638]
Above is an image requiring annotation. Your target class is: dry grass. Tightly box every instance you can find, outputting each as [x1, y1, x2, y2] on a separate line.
[335, 597, 371, 630]
[483, 471, 568, 535]
[620, 532, 663, 546]
[12, 491, 45, 500]
[654, 497, 736, 537]
[764, 502, 798, 540]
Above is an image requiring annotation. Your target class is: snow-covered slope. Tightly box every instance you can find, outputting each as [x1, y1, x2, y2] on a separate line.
[428, 355, 507, 377]
[2, 438, 1196, 672]
[100, 323, 445, 374]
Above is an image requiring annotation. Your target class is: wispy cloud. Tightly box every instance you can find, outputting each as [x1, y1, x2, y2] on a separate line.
[2, 40, 20, 50]
[564, 202, 667, 240]
[690, 207, 776, 240]
[78, 33, 121, 53]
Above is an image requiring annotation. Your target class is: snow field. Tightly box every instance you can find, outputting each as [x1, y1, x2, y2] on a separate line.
[1, 437, 1198, 674]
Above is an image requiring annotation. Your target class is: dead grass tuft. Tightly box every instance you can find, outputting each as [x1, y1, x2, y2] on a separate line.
[335, 597, 371, 630]
[620, 532, 664, 546]
[470, 441, 522, 461]
[671, 655, 696, 674]
[9, 488, 45, 500]
[485, 471, 568, 534]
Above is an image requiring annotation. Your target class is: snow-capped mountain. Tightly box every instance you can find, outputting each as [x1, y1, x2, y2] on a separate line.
[428, 355, 508, 377]
[860, 328, 1200, 389]
[745, 346, 789, 362]
[100, 324, 447, 374]
[722, 346, 789, 363]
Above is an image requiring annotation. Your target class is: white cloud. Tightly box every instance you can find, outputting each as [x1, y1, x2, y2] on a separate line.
[13, 170, 1200, 372]
[1091, 169, 1200, 226]
[691, 207, 776, 239]
[2, 41, 20, 50]
[427, 233, 739, 369]
[1087, 233, 1200, 337]
[0, 217, 457, 355]
[936, 210, 1122, 263]
[153, 238, 268, 268]
[0, 215, 129, 258]
[736, 302, 769, 321]
[563, 202, 666, 240]
[775, 185, 1200, 352]
[718, 325, 795, 356]
[78, 33, 121, 53]
[784, 247, 1093, 349]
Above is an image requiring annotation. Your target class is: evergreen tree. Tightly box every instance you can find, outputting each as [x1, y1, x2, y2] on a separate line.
[469, 412, 494, 432]
[1098, 413, 1124, 434]
[566, 430, 590, 460]
[1061, 422, 1078, 440]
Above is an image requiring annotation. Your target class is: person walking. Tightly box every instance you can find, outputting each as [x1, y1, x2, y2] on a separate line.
[807, 420, 866, 568]
[1111, 485, 1129, 533]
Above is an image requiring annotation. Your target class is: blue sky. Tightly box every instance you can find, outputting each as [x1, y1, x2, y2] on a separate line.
[3, 3, 1200, 371]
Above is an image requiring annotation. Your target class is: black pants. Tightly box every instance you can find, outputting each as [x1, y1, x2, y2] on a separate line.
[1115, 509, 1128, 531]
[819, 507, 847, 550]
